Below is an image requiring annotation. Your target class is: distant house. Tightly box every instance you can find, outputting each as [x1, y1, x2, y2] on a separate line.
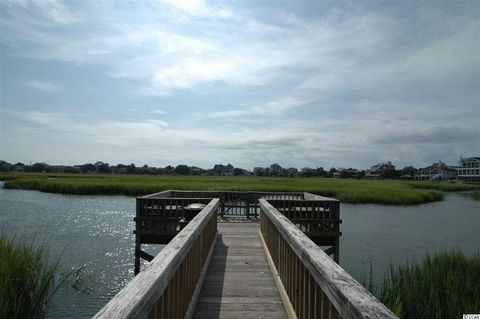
[365, 162, 394, 178]
[414, 161, 457, 181]
[253, 167, 267, 176]
[337, 168, 361, 178]
[457, 157, 480, 183]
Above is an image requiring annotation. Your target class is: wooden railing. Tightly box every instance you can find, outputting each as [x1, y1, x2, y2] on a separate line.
[134, 196, 214, 274]
[267, 194, 341, 262]
[259, 199, 397, 319]
[164, 190, 304, 218]
[93, 198, 219, 319]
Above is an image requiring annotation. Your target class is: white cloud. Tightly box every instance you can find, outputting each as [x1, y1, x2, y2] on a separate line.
[25, 80, 59, 92]
[150, 109, 167, 115]
[1, 0, 80, 26]
[160, 0, 232, 18]
[211, 97, 309, 118]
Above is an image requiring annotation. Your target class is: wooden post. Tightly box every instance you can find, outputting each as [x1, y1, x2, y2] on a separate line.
[134, 198, 141, 275]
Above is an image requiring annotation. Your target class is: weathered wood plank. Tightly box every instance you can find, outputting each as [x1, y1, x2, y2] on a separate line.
[193, 310, 288, 319]
[197, 296, 283, 304]
[192, 222, 287, 319]
[194, 302, 285, 311]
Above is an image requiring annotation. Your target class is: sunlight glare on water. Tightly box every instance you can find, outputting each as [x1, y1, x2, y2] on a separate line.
[0, 182, 163, 319]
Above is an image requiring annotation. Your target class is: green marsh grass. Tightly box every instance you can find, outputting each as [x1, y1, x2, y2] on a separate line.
[408, 181, 480, 192]
[0, 233, 63, 319]
[0, 172, 446, 205]
[380, 250, 480, 318]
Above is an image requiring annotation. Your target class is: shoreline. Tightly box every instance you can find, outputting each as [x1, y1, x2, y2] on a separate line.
[2, 172, 478, 206]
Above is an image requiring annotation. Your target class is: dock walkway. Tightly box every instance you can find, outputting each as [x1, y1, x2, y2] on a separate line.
[193, 221, 287, 319]
[94, 191, 398, 319]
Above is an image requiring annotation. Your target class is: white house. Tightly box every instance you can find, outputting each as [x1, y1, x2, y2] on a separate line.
[414, 161, 457, 181]
[457, 157, 480, 183]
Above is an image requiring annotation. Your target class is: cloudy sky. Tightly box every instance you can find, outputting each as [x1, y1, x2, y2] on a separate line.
[0, 0, 479, 170]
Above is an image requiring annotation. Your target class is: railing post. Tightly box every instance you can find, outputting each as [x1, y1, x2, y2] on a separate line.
[334, 201, 340, 263]
[134, 198, 141, 275]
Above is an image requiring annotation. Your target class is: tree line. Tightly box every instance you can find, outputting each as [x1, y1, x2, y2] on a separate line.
[0, 160, 417, 179]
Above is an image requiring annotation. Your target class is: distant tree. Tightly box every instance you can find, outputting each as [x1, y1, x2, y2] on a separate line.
[126, 163, 136, 174]
[31, 162, 49, 172]
[381, 163, 398, 179]
[174, 165, 190, 175]
[13, 162, 25, 172]
[0, 160, 12, 172]
[164, 165, 174, 174]
[97, 163, 110, 174]
[212, 164, 225, 175]
[400, 166, 416, 177]
[316, 167, 326, 176]
[80, 163, 96, 173]
[138, 164, 150, 174]
[269, 163, 282, 176]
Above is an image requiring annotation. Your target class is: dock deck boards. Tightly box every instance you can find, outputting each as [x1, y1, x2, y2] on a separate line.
[192, 222, 288, 319]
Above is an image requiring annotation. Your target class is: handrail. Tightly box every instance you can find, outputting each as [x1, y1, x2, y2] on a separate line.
[259, 199, 397, 319]
[93, 198, 219, 319]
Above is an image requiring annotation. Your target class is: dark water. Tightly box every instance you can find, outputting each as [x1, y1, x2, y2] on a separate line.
[0, 183, 479, 317]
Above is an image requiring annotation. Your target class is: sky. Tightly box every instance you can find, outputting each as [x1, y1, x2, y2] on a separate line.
[0, 0, 479, 170]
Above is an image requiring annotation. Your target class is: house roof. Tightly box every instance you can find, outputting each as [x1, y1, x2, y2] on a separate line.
[419, 162, 456, 172]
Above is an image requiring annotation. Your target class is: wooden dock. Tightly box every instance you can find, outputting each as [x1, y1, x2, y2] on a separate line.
[94, 191, 398, 319]
[193, 221, 287, 319]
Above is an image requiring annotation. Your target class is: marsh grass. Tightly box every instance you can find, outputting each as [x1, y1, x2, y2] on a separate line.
[380, 250, 480, 318]
[408, 181, 480, 192]
[0, 233, 64, 319]
[0, 172, 451, 205]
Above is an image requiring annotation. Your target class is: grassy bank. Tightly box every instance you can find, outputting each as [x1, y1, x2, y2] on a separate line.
[0, 233, 61, 319]
[380, 250, 480, 318]
[408, 181, 480, 192]
[1, 172, 478, 205]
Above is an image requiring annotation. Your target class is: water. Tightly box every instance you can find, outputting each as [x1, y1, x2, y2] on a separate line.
[0, 182, 159, 318]
[340, 193, 480, 292]
[0, 183, 479, 317]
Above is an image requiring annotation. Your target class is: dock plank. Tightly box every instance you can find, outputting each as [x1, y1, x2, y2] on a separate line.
[192, 222, 287, 319]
